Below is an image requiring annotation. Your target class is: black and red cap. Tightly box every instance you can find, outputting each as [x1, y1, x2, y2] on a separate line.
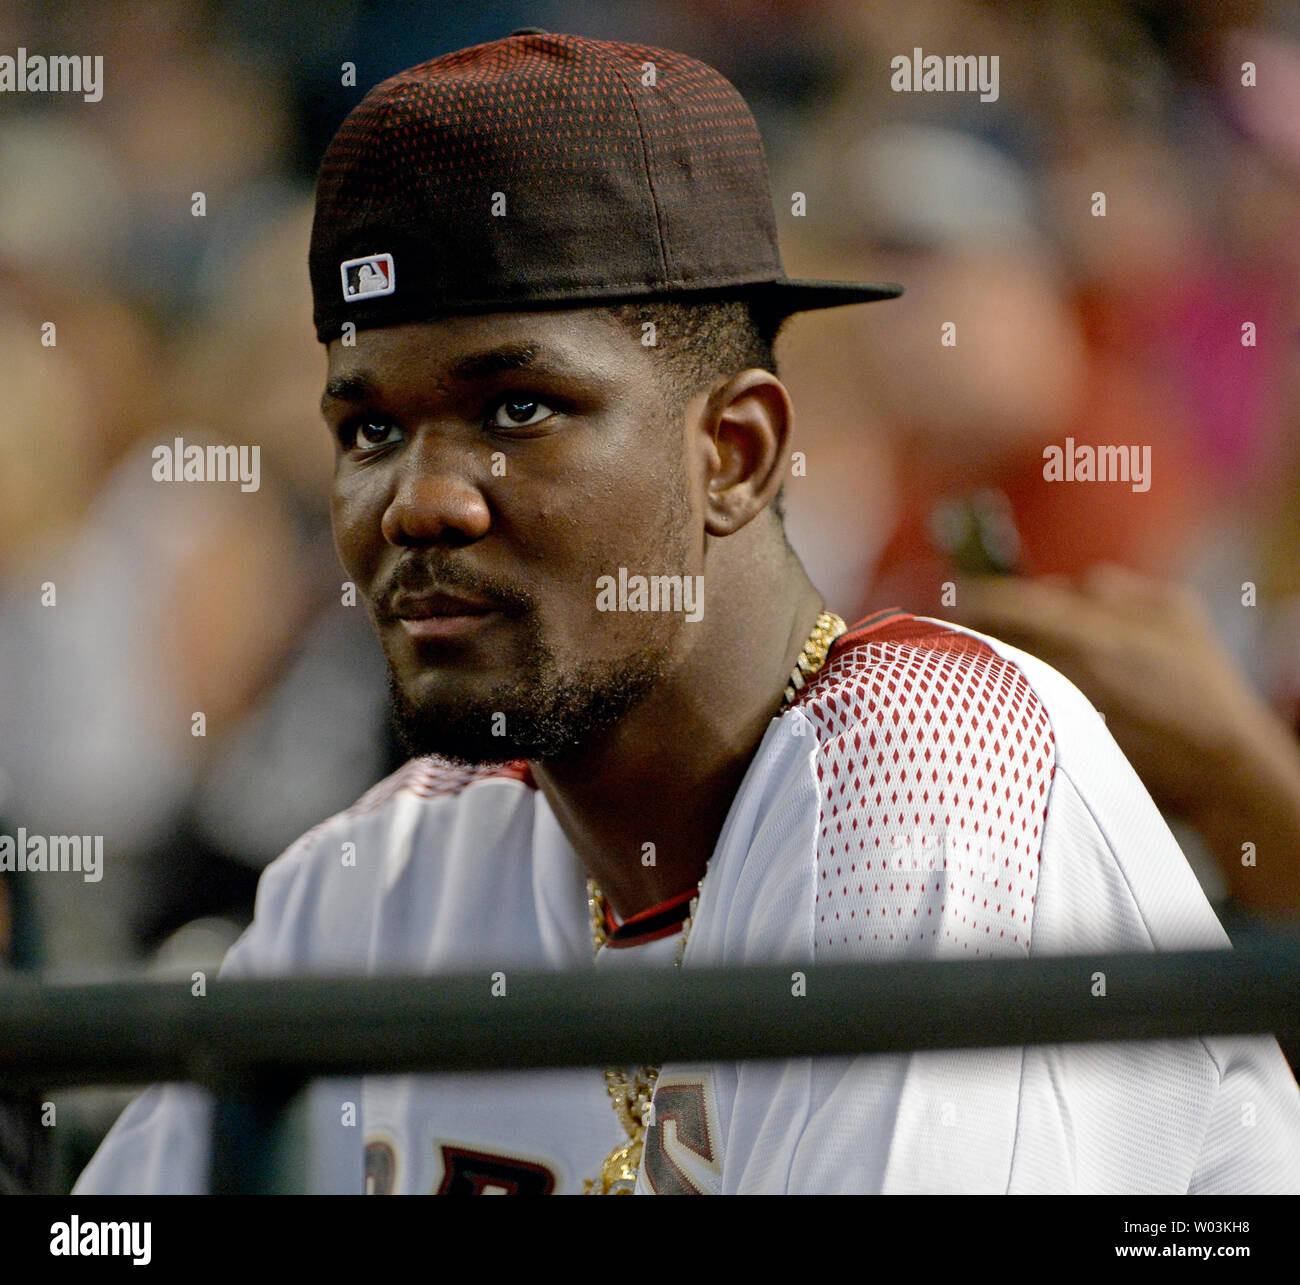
[309, 29, 902, 343]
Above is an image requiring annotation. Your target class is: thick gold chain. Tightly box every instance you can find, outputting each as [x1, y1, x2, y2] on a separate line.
[582, 609, 847, 1194]
[783, 610, 848, 704]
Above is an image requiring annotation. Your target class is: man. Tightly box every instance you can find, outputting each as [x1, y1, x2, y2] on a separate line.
[76, 30, 1300, 1195]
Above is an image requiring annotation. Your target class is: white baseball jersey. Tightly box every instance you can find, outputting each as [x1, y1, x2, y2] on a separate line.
[74, 611, 1300, 1194]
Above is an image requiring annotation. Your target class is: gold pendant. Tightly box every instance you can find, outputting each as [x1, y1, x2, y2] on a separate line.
[582, 1135, 644, 1195]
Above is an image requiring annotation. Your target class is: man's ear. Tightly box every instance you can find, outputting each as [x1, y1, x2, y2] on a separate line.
[696, 369, 793, 537]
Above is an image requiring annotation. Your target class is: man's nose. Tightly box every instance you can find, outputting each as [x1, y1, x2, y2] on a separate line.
[379, 432, 492, 547]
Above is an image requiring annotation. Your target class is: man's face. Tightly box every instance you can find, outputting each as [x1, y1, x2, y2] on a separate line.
[323, 309, 699, 765]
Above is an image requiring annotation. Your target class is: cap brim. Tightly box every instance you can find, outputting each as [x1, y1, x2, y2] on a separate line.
[747, 278, 904, 316]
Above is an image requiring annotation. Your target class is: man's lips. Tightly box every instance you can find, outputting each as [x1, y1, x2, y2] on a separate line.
[387, 590, 499, 641]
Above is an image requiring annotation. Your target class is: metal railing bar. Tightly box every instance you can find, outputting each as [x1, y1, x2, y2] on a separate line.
[2, 934, 1298, 1092]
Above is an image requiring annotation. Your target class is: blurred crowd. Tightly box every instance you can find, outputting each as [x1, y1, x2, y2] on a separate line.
[3, 0, 1300, 1185]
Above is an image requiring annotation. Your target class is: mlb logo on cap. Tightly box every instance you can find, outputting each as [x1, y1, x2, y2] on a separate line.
[340, 253, 395, 302]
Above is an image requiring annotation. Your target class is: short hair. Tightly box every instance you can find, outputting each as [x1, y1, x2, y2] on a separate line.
[598, 293, 785, 399]
[596, 293, 790, 520]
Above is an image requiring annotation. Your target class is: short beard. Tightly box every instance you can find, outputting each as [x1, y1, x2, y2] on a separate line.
[386, 628, 674, 767]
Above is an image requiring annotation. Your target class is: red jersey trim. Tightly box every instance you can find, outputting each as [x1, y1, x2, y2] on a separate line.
[603, 920, 687, 950]
[603, 885, 696, 949]
[828, 608, 913, 657]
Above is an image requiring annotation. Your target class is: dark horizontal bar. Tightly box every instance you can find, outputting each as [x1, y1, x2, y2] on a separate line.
[3, 930, 1299, 1091]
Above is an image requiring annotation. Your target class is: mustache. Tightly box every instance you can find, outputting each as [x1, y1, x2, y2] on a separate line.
[374, 557, 534, 621]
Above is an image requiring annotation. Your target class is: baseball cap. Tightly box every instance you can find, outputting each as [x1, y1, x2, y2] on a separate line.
[309, 29, 902, 342]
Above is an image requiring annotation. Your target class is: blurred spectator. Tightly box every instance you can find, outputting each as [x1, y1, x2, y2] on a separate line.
[957, 566, 1300, 919]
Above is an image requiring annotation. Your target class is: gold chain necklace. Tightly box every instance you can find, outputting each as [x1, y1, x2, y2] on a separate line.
[582, 609, 847, 1194]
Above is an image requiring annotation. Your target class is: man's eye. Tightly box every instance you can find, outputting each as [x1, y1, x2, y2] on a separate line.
[341, 419, 402, 451]
[489, 397, 554, 430]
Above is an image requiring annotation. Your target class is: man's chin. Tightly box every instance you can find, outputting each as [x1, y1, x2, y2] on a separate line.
[387, 687, 533, 765]
[385, 651, 669, 766]
[390, 712, 534, 766]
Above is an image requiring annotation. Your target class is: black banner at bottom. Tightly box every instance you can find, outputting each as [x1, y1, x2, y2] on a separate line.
[1, 1195, 1289, 1271]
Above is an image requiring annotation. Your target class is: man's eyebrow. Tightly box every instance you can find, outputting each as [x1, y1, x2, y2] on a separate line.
[448, 342, 584, 383]
[321, 371, 378, 410]
[321, 342, 592, 412]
